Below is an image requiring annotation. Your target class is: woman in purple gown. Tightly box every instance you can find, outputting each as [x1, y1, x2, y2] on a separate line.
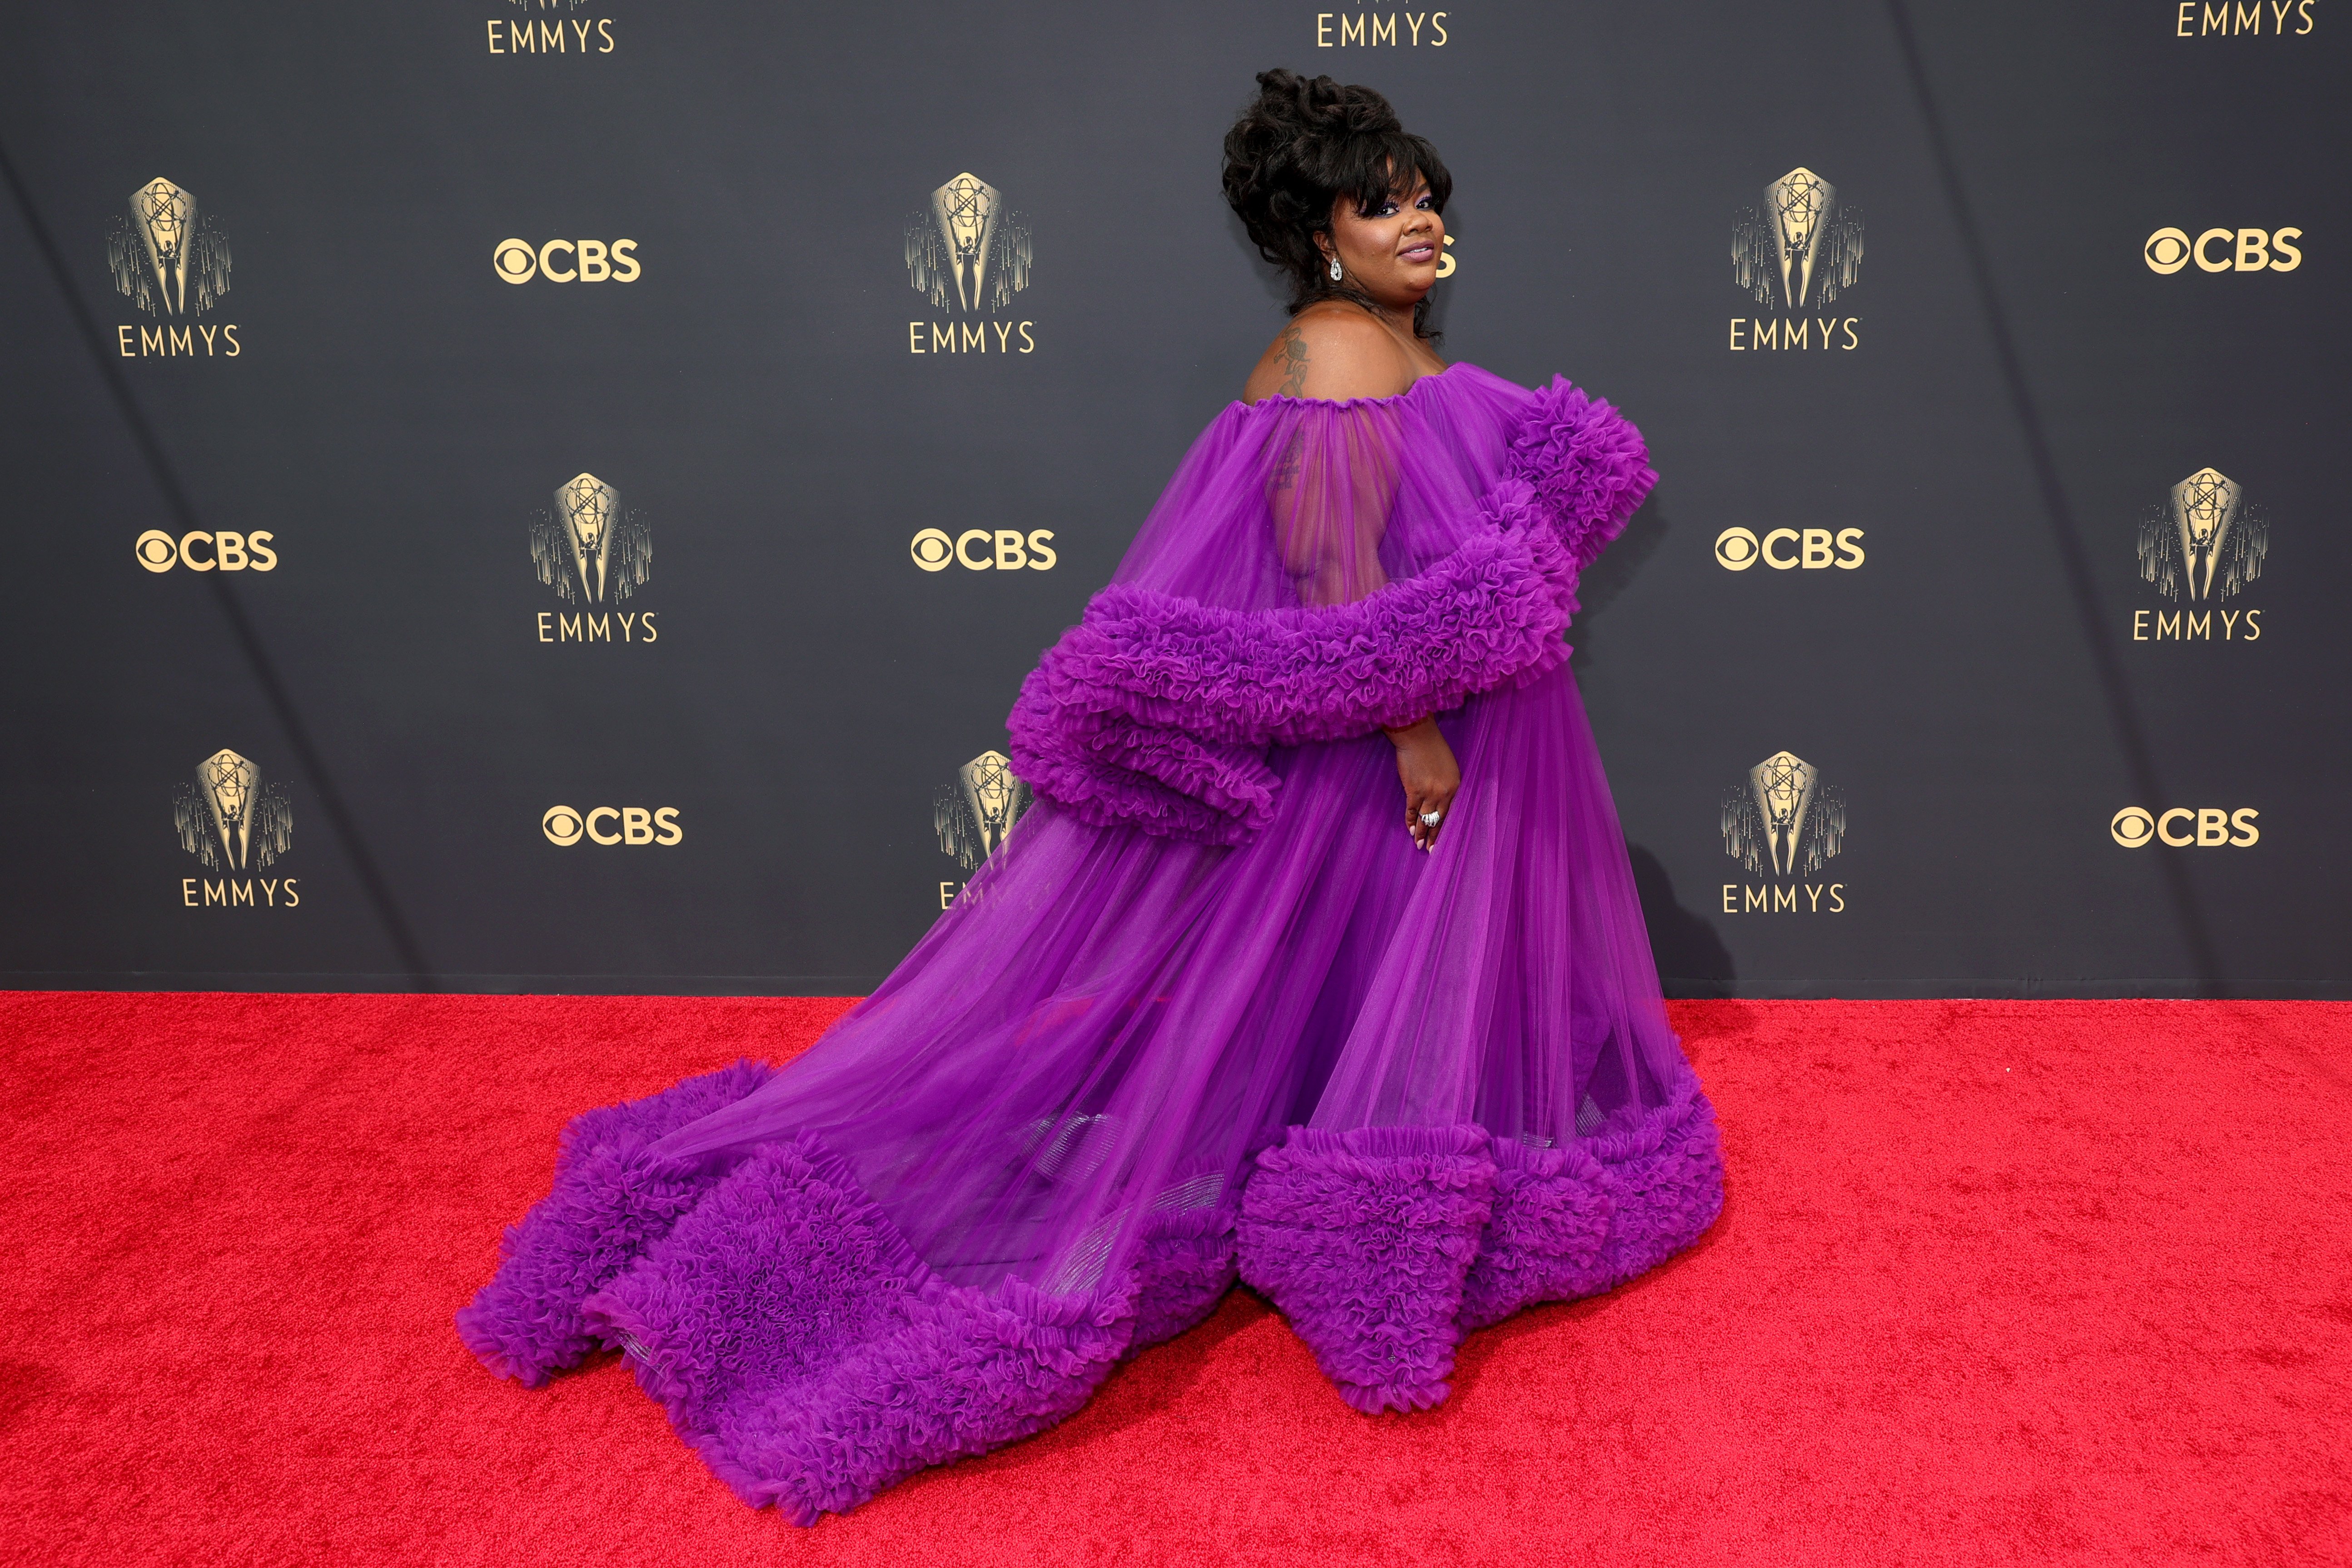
[459, 70, 1724, 1523]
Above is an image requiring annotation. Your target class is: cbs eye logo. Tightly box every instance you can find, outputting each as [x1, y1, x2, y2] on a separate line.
[1714, 527, 1865, 571]
[2109, 806, 2259, 848]
[136, 529, 278, 572]
[910, 528, 1059, 572]
[2143, 227, 2302, 274]
[542, 805, 683, 846]
[494, 238, 642, 284]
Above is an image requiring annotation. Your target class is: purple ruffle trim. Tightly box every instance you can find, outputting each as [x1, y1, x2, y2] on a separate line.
[1128, 1205, 1240, 1351]
[580, 1134, 1135, 1523]
[1505, 377, 1658, 575]
[1234, 1124, 1498, 1413]
[453, 1059, 775, 1386]
[1457, 1090, 1723, 1332]
[1007, 525, 1574, 846]
[1237, 1090, 1722, 1412]
[460, 1072, 1720, 1520]
[1009, 379, 1654, 845]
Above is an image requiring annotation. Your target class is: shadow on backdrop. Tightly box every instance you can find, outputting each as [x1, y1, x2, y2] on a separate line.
[0, 137, 434, 986]
[1883, 0, 2221, 992]
[1628, 844, 1737, 999]
[1573, 491, 1670, 643]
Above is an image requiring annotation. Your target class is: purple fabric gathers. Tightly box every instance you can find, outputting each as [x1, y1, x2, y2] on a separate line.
[459, 364, 1721, 1522]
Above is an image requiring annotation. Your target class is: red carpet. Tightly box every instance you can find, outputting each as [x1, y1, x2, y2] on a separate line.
[1, 994, 2346, 1567]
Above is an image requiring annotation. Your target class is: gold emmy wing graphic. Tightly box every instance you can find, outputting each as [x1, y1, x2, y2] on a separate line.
[905, 174, 1032, 315]
[2138, 468, 2267, 603]
[108, 178, 231, 318]
[174, 749, 292, 871]
[1722, 751, 1845, 879]
[530, 473, 651, 605]
[935, 750, 1033, 871]
[1733, 168, 1863, 310]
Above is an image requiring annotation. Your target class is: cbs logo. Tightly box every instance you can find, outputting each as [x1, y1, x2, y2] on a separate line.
[542, 805, 683, 846]
[494, 238, 642, 284]
[1715, 528, 1865, 571]
[136, 530, 278, 573]
[2110, 807, 2259, 848]
[2143, 228, 2302, 274]
[911, 528, 1059, 572]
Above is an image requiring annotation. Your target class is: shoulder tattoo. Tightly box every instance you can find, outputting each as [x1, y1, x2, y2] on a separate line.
[1275, 322, 1310, 396]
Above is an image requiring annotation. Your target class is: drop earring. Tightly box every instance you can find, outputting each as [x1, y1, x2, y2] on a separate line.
[1328, 255, 1344, 282]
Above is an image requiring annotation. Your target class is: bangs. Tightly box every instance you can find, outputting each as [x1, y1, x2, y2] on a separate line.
[1338, 131, 1452, 217]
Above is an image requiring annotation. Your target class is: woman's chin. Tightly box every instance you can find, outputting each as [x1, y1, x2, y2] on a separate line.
[1357, 275, 1433, 312]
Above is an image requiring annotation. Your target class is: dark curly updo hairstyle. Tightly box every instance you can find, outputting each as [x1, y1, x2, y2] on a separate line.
[1222, 68, 1452, 338]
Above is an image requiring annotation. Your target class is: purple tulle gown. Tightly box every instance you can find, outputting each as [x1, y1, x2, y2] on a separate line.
[457, 362, 1725, 1523]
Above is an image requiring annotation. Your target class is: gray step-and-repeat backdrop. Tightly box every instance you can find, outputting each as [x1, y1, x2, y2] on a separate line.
[0, 1, 2343, 996]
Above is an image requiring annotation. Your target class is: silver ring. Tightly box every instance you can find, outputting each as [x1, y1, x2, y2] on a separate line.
[1420, 810, 1442, 826]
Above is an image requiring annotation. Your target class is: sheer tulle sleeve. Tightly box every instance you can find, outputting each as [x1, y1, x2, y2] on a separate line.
[1009, 373, 1654, 845]
[1268, 405, 1399, 608]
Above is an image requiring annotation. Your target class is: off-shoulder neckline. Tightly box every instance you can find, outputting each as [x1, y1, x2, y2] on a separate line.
[1229, 359, 1474, 414]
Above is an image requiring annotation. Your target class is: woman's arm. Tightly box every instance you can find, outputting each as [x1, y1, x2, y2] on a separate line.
[1255, 311, 1459, 846]
[1383, 716, 1460, 850]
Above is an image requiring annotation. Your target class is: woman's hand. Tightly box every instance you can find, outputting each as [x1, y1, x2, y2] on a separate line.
[1383, 717, 1460, 851]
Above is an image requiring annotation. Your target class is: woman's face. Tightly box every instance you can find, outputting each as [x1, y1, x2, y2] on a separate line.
[1318, 171, 1443, 309]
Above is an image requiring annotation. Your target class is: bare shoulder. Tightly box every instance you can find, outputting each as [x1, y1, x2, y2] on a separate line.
[1242, 303, 1416, 403]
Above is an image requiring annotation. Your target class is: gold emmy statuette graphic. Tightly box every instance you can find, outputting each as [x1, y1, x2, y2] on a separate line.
[109, 178, 231, 318]
[531, 473, 651, 605]
[2139, 468, 2267, 604]
[1722, 750, 1845, 879]
[906, 174, 1032, 315]
[174, 749, 292, 872]
[1733, 168, 1863, 310]
[935, 750, 1033, 872]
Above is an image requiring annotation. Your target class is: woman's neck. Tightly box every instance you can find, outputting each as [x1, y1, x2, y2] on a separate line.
[1325, 288, 1420, 343]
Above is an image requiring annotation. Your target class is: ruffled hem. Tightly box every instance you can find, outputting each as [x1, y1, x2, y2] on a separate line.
[1235, 1123, 1497, 1413]
[452, 1059, 775, 1386]
[460, 1075, 1722, 1516]
[579, 1133, 1133, 1523]
[1457, 1089, 1723, 1333]
[1008, 377, 1653, 846]
[1230, 1092, 1720, 1412]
